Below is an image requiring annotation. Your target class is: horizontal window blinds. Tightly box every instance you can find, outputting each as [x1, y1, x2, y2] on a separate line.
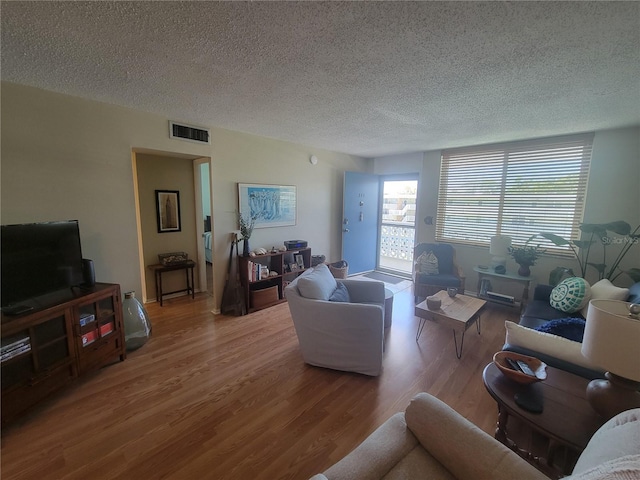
[436, 134, 593, 253]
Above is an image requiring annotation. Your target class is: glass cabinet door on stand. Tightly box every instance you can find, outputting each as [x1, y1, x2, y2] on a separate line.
[1, 283, 126, 425]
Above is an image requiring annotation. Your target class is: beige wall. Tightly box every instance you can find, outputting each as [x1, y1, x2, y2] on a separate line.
[135, 153, 199, 300]
[2, 81, 637, 312]
[1, 82, 369, 309]
[375, 127, 640, 291]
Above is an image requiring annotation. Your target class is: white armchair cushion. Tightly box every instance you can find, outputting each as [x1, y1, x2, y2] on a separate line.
[297, 264, 337, 300]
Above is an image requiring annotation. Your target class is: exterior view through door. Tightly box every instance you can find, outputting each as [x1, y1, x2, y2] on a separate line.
[378, 178, 417, 277]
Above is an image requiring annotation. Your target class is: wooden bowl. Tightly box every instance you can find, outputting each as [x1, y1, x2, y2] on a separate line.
[493, 351, 547, 384]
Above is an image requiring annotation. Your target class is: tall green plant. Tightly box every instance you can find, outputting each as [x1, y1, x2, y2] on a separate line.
[538, 221, 640, 285]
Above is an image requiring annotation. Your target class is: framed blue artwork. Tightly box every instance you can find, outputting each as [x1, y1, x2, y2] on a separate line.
[238, 183, 296, 229]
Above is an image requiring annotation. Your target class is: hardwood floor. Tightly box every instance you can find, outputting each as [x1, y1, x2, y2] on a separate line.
[1, 284, 520, 480]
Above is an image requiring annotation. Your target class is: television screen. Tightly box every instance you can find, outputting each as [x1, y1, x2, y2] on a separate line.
[1, 221, 84, 308]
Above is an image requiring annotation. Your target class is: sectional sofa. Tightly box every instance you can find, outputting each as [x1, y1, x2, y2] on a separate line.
[504, 280, 640, 379]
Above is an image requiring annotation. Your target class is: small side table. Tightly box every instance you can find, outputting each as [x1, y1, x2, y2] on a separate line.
[414, 290, 486, 358]
[474, 266, 532, 310]
[384, 288, 394, 329]
[482, 362, 604, 478]
[148, 260, 196, 306]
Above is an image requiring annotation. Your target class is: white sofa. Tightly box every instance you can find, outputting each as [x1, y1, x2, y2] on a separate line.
[285, 264, 386, 376]
[311, 392, 640, 480]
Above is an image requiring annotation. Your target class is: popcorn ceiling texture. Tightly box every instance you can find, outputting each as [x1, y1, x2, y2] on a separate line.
[1, 1, 638, 157]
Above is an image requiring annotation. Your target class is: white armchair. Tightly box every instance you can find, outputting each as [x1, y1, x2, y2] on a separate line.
[285, 265, 385, 376]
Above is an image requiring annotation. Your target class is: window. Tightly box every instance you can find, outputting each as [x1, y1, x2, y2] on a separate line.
[436, 134, 593, 253]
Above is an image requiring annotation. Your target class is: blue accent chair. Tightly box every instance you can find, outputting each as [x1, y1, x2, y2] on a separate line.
[413, 243, 466, 303]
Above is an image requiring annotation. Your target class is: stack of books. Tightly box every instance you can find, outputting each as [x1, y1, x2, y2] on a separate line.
[480, 278, 492, 296]
[246, 261, 270, 281]
[1, 335, 31, 362]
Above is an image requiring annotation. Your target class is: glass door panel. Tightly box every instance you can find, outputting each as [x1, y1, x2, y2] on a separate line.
[378, 178, 418, 276]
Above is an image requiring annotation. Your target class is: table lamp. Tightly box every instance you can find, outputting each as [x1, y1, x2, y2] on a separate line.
[490, 235, 511, 270]
[581, 299, 640, 419]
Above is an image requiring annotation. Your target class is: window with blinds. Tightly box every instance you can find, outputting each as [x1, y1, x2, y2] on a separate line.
[436, 133, 593, 253]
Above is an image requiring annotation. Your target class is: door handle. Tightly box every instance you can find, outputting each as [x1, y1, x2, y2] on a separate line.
[343, 228, 350, 233]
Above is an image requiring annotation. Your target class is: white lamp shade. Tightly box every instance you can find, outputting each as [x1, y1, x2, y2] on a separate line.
[581, 299, 640, 382]
[490, 235, 511, 255]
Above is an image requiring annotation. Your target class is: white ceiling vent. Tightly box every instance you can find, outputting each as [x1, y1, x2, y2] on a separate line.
[169, 121, 210, 144]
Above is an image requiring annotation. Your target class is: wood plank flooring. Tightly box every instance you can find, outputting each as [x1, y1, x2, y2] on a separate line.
[1, 284, 520, 480]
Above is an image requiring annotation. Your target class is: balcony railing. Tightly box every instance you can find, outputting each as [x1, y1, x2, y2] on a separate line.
[379, 223, 415, 274]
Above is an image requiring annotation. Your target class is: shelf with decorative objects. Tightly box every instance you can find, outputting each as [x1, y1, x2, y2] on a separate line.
[238, 247, 311, 313]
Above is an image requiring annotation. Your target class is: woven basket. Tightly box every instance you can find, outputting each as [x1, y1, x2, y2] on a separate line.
[328, 263, 348, 279]
[158, 252, 188, 266]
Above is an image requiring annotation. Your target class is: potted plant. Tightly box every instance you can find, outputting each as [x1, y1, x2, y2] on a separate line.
[538, 220, 640, 285]
[238, 212, 260, 256]
[508, 240, 545, 277]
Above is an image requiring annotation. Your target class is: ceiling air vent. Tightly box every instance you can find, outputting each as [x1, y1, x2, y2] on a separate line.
[169, 121, 210, 144]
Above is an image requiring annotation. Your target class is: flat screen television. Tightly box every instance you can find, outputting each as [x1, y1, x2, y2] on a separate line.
[1, 220, 85, 310]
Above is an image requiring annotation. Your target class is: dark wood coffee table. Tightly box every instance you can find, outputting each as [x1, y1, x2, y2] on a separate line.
[483, 362, 605, 479]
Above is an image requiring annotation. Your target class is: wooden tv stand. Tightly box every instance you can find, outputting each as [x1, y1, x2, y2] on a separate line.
[1, 283, 126, 425]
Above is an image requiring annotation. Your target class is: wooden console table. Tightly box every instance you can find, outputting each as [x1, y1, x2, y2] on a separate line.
[148, 260, 196, 306]
[482, 362, 604, 478]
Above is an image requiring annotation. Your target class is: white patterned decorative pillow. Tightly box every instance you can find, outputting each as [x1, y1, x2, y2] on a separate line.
[417, 251, 439, 275]
[550, 277, 591, 313]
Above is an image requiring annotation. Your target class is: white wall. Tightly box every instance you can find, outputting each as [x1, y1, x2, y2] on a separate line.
[1, 82, 369, 308]
[374, 127, 640, 290]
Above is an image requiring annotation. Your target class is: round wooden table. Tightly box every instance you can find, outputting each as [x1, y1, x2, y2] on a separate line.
[482, 362, 604, 479]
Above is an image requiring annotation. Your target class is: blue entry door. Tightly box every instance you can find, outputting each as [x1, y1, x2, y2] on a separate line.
[342, 171, 380, 275]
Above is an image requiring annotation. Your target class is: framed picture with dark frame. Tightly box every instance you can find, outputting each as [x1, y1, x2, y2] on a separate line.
[294, 254, 305, 269]
[155, 190, 181, 233]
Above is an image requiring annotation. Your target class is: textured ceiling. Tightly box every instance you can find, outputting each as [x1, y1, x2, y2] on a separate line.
[2, 1, 639, 158]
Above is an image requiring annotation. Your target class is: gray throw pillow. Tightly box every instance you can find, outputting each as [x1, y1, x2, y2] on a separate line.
[329, 282, 351, 303]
